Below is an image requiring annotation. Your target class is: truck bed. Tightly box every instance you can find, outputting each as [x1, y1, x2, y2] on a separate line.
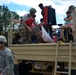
[9, 43, 76, 63]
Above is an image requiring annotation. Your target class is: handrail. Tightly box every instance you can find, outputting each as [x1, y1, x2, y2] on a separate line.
[9, 19, 20, 45]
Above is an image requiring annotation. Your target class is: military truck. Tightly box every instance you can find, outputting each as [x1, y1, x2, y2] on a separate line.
[8, 8, 76, 75]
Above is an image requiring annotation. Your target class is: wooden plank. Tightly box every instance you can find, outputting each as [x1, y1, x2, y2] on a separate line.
[11, 19, 20, 23]
[56, 71, 68, 74]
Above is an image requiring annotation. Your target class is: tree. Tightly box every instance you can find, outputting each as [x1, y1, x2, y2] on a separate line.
[0, 5, 20, 37]
[10, 11, 19, 31]
[0, 5, 3, 34]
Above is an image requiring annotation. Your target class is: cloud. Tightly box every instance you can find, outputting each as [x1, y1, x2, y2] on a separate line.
[0, 0, 76, 24]
[0, 0, 11, 4]
[17, 10, 28, 16]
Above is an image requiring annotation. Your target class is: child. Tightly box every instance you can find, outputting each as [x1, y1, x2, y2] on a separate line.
[58, 10, 73, 42]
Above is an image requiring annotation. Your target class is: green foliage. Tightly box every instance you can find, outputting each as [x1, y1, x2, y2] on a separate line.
[0, 5, 20, 36]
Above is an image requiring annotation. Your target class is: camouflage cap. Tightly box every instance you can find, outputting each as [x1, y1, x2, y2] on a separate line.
[29, 8, 37, 13]
[0, 35, 7, 43]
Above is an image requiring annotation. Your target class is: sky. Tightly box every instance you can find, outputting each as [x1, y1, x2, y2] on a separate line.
[0, 0, 76, 25]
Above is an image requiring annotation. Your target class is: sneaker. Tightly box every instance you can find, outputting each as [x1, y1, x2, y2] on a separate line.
[57, 38, 64, 43]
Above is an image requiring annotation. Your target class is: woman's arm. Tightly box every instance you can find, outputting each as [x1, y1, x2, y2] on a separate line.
[64, 15, 72, 21]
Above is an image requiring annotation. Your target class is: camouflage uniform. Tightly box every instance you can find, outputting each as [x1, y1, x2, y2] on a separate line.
[32, 26, 42, 40]
[0, 47, 15, 75]
[19, 14, 41, 43]
[19, 23, 29, 43]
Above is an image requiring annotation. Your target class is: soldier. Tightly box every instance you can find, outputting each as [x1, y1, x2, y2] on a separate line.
[0, 35, 15, 75]
[19, 8, 41, 43]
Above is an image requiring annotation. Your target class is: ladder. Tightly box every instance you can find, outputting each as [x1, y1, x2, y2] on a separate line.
[54, 42, 72, 75]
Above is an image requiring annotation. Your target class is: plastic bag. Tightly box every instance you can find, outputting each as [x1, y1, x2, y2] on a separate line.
[41, 26, 55, 43]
